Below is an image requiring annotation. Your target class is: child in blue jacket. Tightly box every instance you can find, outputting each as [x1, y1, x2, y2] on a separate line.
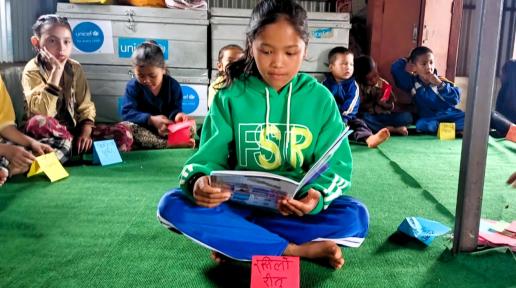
[323, 47, 390, 148]
[391, 46, 465, 134]
[121, 41, 194, 149]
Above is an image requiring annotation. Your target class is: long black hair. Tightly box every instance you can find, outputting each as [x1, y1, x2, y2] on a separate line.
[224, 0, 309, 87]
[32, 14, 71, 38]
[131, 40, 166, 69]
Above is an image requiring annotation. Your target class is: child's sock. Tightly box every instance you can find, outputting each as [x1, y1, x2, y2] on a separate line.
[366, 128, 390, 148]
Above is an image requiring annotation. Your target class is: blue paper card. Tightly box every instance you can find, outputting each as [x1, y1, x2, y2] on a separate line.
[397, 217, 451, 245]
[92, 140, 122, 166]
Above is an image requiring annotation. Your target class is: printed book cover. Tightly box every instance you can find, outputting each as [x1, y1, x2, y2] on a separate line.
[210, 126, 352, 209]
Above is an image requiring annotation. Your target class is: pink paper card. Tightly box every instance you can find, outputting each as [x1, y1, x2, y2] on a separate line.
[506, 221, 516, 233]
[167, 120, 195, 146]
[251, 256, 299, 288]
[479, 231, 516, 246]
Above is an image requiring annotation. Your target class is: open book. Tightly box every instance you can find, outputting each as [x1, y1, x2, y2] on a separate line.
[210, 126, 352, 209]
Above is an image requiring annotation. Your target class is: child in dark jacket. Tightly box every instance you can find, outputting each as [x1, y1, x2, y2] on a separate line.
[354, 56, 413, 135]
[121, 41, 195, 149]
[391, 46, 464, 134]
[323, 47, 390, 148]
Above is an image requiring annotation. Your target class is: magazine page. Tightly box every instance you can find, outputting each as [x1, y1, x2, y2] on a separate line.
[211, 172, 299, 209]
[210, 126, 352, 209]
[295, 126, 352, 191]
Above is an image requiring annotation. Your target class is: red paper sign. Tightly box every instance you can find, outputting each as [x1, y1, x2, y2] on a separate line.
[167, 120, 195, 146]
[251, 256, 299, 288]
[505, 125, 516, 142]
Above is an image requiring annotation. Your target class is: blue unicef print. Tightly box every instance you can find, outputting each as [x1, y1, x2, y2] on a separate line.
[181, 85, 199, 114]
[118, 37, 169, 60]
[72, 22, 104, 53]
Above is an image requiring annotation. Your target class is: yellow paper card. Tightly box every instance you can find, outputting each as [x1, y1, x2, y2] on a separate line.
[27, 161, 43, 177]
[27, 152, 69, 182]
[437, 122, 456, 140]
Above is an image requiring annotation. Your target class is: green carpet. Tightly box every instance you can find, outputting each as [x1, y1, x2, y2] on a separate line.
[0, 138, 515, 288]
[377, 136, 516, 221]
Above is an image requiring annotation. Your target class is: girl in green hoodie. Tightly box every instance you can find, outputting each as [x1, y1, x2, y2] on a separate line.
[157, 0, 369, 269]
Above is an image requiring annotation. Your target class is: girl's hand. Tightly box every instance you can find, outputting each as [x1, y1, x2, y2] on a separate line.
[278, 188, 321, 216]
[174, 112, 190, 123]
[28, 139, 54, 156]
[193, 176, 231, 208]
[149, 115, 171, 137]
[4, 145, 35, 167]
[76, 124, 93, 154]
[41, 47, 66, 71]
[41, 47, 66, 87]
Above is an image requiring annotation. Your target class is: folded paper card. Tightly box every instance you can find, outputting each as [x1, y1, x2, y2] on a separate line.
[93, 140, 122, 166]
[437, 122, 456, 140]
[167, 120, 195, 146]
[478, 219, 516, 251]
[27, 152, 69, 182]
[397, 217, 451, 245]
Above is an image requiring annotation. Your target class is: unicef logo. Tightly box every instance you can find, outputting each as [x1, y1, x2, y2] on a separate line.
[72, 22, 104, 53]
[181, 85, 199, 114]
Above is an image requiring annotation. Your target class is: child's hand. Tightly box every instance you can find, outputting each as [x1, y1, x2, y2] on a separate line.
[193, 176, 232, 208]
[76, 124, 93, 154]
[427, 73, 442, 86]
[405, 62, 417, 74]
[3, 144, 35, 168]
[41, 47, 66, 71]
[278, 188, 321, 216]
[28, 139, 54, 156]
[174, 112, 190, 123]
[149, 115, 171, 137]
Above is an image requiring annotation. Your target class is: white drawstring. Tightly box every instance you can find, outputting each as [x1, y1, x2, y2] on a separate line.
[265, 87, 270, 137]
[264, 83, 293, 165]
[285, 83, 292, 160]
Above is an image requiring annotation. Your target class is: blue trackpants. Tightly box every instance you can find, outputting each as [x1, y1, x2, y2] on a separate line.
[416, 110, 465, 133]
[157, 189, 369, 261]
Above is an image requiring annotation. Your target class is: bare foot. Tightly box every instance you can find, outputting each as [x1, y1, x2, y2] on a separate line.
[0, 167, 8, 186]
[365, 128, 390, 148]
[387, 126, 409, 136]
[284, 241, 345, 269]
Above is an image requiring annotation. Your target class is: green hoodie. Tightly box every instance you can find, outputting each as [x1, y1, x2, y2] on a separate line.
[179, 73, 353, 214]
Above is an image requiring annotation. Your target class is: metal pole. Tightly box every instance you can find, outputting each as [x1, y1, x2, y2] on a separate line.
[453, 0, 504, 253]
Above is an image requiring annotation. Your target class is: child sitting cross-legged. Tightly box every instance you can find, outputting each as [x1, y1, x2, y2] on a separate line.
[323, 47, 390, 148]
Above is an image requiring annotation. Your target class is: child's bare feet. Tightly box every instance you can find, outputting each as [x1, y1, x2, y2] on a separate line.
[284, 241, 344, 269]
[387, 126, 409, 136]
[0, 167, 8, 186]
[366, 128, 390, 148]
